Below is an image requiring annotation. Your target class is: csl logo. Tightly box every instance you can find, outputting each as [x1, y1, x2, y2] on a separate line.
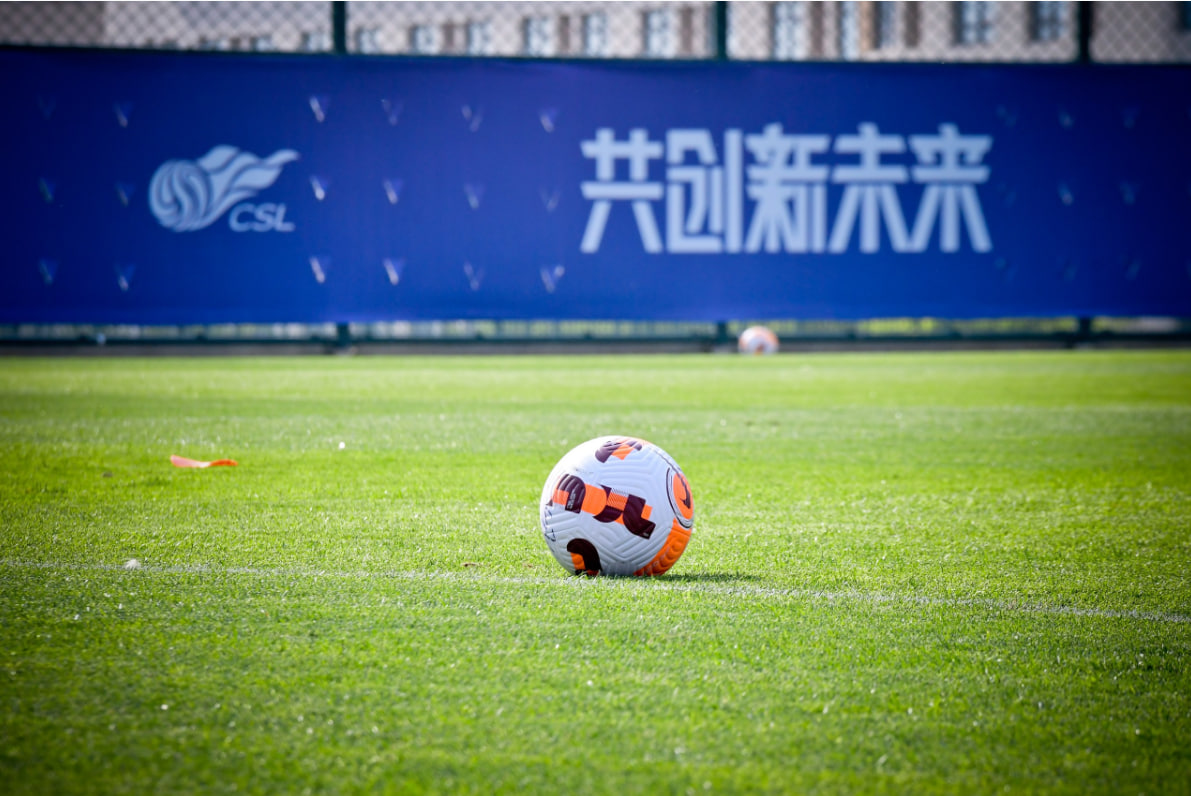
[228, 202, 292, 233]
[149, 145, 298, 233]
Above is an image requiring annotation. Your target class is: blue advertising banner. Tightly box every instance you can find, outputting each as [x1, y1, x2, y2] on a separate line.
[2, 48, 1189, 323]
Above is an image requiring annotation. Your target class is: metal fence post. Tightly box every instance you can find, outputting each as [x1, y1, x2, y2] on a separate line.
[332, 1, 347, 55]
[714, 1, 729, 61]
[1077, 1, 1093, 64]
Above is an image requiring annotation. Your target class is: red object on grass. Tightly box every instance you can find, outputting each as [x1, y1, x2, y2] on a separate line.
[170, 455, 238, 468]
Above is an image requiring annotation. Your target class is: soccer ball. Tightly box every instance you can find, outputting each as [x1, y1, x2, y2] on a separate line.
[738, 325, 779, 355]
[540, 436, 694, 576]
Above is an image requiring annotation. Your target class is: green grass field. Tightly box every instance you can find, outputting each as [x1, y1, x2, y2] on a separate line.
[1, 351, 1189, 794]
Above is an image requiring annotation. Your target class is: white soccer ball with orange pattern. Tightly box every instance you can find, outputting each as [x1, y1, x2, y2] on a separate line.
[738, 325, 779, 355]
[539, 436, 694, 576]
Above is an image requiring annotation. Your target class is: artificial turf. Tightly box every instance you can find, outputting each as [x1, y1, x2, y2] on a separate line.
[0, 350, 1188, 794]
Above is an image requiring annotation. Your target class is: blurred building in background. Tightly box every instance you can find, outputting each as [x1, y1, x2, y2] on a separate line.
[2, 1, 1190, 63]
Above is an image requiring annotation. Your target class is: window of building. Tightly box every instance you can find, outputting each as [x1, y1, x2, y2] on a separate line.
[355, 27, 380, 54]
[677, 6, 696, 55]
[1030, 1, 1066, 42]
[873, 1, 898, 49]
[773, 1, 807, 60]
[838, 1, 859, 59]
[644, 8, 676, 57]
[954, 1, 995, 45]
[442, 21, 460, 53]
[250, 35, 273, 52]
[524, 16, 556, 56]
[583, 12, 608, 56]
[1180, 2, 1191, 32]
[301, 30, 330, 52]
[557, 15, 574, 54]
[467, 20, 492, 55]
[410, 24, 440, 54]
[200, 36, 230, 51]
[904, 2, 920, 47]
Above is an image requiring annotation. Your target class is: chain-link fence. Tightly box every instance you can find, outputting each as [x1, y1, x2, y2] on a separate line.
[2, 1, 1191, 62]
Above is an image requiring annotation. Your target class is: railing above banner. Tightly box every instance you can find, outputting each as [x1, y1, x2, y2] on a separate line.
[2, 47, 1190, 328]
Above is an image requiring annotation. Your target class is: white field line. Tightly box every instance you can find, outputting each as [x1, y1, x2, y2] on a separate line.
[3, 558, 1189, 625]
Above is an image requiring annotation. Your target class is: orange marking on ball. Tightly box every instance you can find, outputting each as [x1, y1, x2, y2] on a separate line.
[672, 473, 694, 521]
[633, 520, 692, 577]
[580, 487, 607, 515]
[612, 444, 634, 460]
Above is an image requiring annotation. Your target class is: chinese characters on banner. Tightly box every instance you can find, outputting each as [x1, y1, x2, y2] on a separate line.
[580, 123, 992, 255]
